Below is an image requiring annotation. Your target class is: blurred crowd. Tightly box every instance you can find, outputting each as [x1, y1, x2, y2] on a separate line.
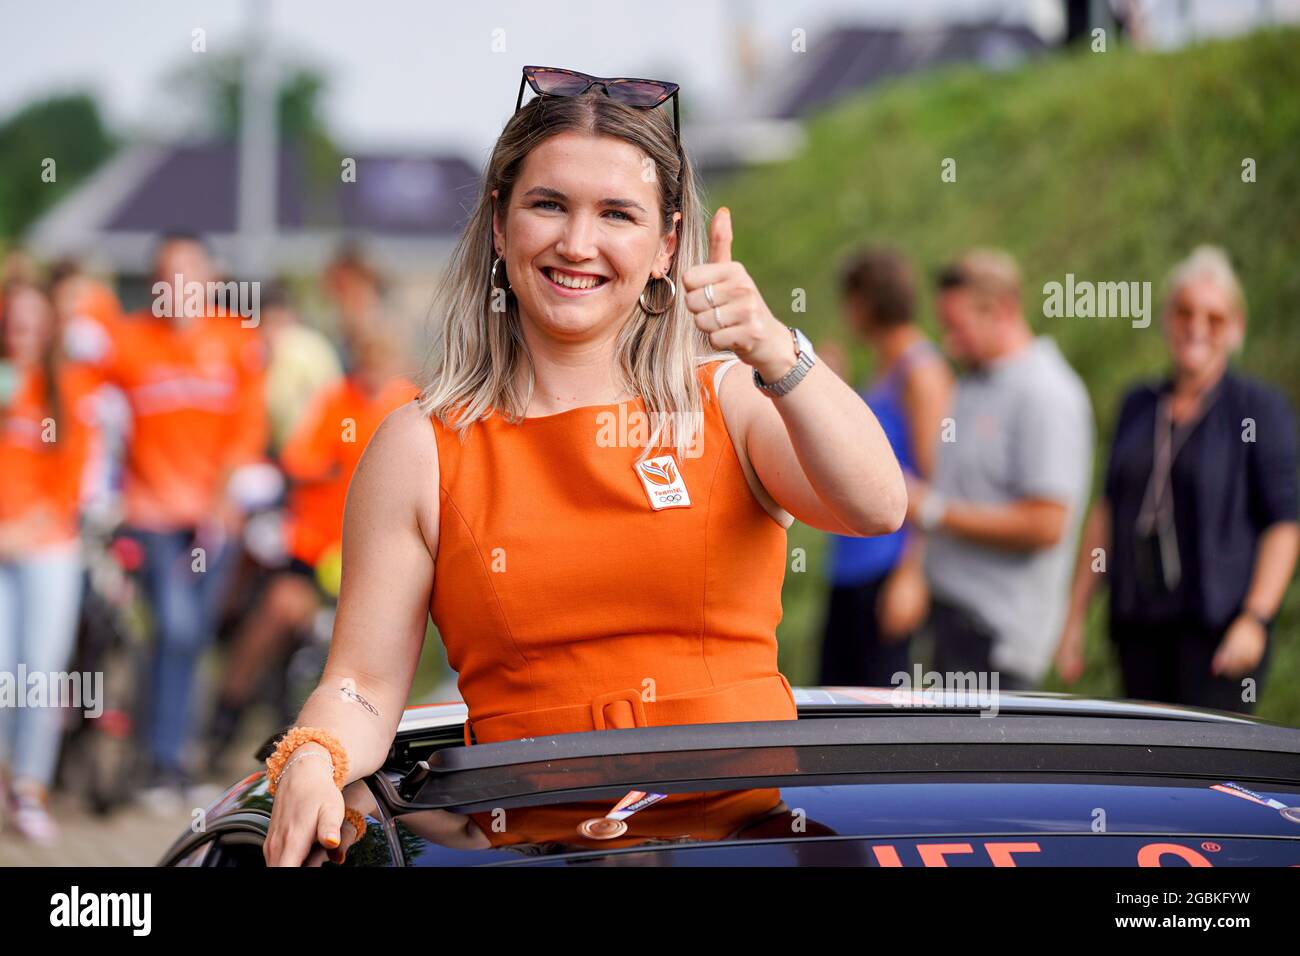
[0, 235, 417, 844]
[1, 230, 1297, 850]
[815, 245, 1299, 710]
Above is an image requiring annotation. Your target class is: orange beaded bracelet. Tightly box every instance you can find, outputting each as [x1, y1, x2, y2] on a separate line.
[265, 726, 350, 795]
[342, 807, 367, 842]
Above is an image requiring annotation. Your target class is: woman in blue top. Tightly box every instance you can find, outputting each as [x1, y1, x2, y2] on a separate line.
[818, 248, 953, 686]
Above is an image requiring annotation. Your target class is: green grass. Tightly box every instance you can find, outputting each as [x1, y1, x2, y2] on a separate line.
[711, 27, 1300, 726]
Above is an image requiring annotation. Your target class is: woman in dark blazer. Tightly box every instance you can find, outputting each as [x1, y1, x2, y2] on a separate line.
[1056, 246, 1299, 713]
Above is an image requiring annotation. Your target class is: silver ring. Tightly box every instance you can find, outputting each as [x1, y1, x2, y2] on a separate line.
[704, 283, 716, 307]
[712, 306, 724, 330]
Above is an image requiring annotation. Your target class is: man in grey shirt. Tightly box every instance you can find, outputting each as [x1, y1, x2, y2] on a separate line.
[908, 250, 1093, 688]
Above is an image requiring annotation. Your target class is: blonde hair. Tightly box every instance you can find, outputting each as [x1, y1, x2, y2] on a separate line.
[417, 89, 721, 463]
[1162, 244, 1246, 319]
[937, 248, 1023, 307]
[1161, 245, 1247, 353]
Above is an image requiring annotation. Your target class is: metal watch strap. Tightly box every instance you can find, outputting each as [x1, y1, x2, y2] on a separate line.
[754, 326, 815, 397]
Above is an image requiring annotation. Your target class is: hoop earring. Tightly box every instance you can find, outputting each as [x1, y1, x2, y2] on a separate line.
[491, 256, 511, 292]
[639, 273, 676, 316]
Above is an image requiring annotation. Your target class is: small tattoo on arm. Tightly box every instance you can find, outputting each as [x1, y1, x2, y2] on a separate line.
[338, 680, 380, 716]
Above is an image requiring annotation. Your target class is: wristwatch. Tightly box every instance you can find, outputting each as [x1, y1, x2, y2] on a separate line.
[754, 326, 817, 397]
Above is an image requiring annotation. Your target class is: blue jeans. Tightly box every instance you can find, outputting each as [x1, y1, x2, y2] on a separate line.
[125, 527, 237, 774]
[0, 541, 86, 788]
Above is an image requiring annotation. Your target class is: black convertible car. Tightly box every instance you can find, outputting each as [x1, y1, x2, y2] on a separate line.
[159, 688, 1300, 866]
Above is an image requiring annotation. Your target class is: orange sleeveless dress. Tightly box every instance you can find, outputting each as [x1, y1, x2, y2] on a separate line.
[428, 356, 798, 747]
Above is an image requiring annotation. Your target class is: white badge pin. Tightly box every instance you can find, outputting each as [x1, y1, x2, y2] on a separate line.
[634, 454, 691, 510]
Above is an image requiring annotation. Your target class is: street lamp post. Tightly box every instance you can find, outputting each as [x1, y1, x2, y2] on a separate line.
[236, 0, 278, 280]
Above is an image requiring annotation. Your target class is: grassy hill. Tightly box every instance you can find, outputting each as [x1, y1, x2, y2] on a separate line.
[712, 27, 1300, 724]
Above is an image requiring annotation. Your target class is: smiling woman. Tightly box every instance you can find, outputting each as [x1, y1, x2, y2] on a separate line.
[261, 66, 905, 866]
[421, 83, 707, 452]
[498, 151, 676, 347]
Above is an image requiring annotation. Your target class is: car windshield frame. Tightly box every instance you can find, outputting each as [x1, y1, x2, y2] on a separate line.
[375, 714, 1300, 813]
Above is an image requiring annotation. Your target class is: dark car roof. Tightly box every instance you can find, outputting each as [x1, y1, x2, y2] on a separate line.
[185, 688, 1299, 867]
[379, 711, 1300, 811]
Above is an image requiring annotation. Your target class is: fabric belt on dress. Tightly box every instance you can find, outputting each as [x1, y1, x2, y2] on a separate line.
[462, 673, 797, 746]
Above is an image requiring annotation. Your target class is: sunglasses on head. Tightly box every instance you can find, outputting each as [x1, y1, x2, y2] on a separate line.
[515, 66, 684, 194]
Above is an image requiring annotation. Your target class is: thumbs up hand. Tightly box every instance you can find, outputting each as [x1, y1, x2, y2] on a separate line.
[681, 207, 799, 385]
[706, 204, 732, 264]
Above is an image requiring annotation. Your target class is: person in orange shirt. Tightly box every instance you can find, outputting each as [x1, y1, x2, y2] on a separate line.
[76, 233, 269, 804]
[49, 260, 127, 521]
[205, 330, 416, 770]
[0, 280, 97, 845]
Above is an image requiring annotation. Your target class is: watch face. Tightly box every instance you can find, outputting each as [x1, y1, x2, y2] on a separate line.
[793, 328, 816, 362]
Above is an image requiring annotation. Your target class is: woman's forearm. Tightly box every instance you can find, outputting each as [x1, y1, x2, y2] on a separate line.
[277, 403, 440, 786]
[1064, 499, 1110, 627]
[767, 361, 907, 534]
[1242, 521, 1300, 620]
[289, 668, 409, 785]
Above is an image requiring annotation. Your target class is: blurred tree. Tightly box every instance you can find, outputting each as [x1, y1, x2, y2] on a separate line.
[0, 94, 116, 238]
[169, 52, 332, 149]
[168, 52, 341, 209]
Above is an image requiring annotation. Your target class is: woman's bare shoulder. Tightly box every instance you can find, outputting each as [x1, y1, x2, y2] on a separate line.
[349, 399, 440, 549]
[367, 399, 439, 469]
[904, 348, 955, 390]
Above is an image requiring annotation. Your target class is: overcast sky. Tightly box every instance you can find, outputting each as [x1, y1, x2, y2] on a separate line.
[1, 0, 1292, 163]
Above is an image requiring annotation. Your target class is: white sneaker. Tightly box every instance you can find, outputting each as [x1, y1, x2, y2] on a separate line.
[10, 783, 61, 846]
